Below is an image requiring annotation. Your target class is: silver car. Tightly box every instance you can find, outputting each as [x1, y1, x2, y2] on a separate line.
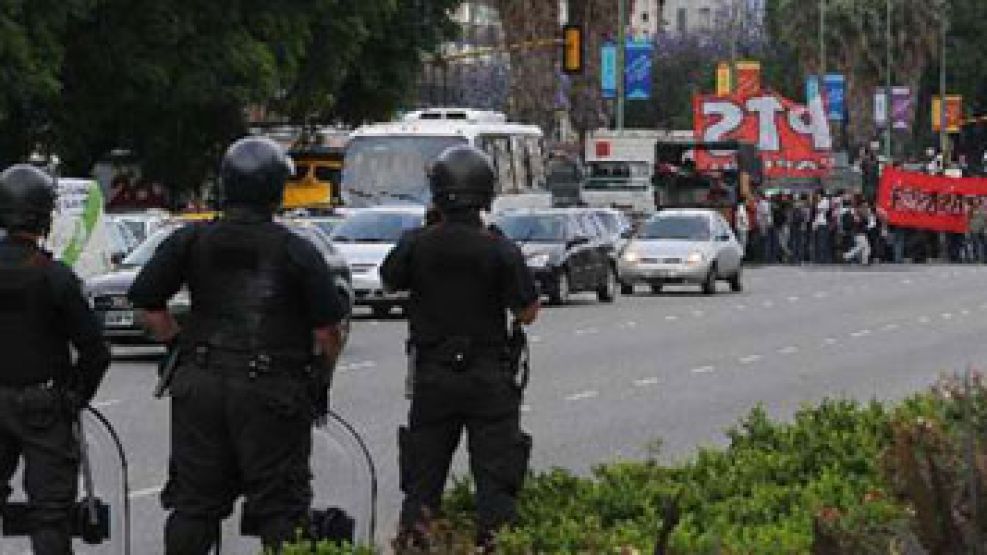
[617, 209, 743, 295]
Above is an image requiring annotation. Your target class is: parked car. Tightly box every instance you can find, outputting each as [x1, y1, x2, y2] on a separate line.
[106, 210, 170, 244]
[618, 208, 743, 295]
[330, 205, 425, 318]
[585, 207, 634, 257]
[86, 219, 354, 345]
[495, 209, 616, 305]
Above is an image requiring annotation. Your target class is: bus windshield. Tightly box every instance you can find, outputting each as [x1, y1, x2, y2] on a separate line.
[342, 136, 468, 207]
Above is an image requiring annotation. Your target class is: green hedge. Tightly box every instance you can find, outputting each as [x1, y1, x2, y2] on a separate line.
[286, 373, 987, 553]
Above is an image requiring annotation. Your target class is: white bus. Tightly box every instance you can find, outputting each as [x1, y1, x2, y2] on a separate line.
[341, 108, 550, 213]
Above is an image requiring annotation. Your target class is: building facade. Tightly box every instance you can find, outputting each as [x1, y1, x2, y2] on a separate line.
[657, 0, 764, 36]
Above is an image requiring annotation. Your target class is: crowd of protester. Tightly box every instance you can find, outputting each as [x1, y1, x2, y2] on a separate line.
[733, 191, 987, 265]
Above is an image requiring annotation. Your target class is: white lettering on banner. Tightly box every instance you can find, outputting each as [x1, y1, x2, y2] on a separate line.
[701, 94, 832, 152]
[746, 96, 784, 151]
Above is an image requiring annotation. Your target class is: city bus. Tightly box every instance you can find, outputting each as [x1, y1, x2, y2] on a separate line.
[341, 108, 550, 213]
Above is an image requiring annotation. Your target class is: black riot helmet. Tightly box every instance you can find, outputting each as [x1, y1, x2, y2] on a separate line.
[220, 136, 293, 210]
[0, 164, 56, 234]
[429, 145, 496, 212]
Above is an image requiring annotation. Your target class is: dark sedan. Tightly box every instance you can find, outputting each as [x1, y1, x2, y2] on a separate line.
[495, 209, 616, 305]
[85, 219, 354, 346]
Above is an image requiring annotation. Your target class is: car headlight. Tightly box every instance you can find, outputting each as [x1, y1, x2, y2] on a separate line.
[622, 250, 640, 263]
[527, 253, 550, 267]
[685, 251, 706, 265]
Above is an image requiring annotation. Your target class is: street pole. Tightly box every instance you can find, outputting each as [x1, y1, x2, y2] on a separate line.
[885, 0, 892, 160]
[939, 1, 949, 163]
[616, 0, 626, 132]
[819, 0, 825, 77]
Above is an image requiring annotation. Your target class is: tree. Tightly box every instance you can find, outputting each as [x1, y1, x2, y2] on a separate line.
[767, 0, 943, 149]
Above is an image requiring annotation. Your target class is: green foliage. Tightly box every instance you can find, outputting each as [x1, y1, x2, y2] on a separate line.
[0, 0, 461, 190]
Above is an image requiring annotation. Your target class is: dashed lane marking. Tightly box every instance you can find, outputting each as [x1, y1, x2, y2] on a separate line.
[941, 313, 953, 320]
[739, 354, 762, 364]
[564, 390, 599, 402]
[633, 377, 659, 386]
[690, 365, 715, 374]
[787, 296, 800, 302]
[762, 301, 774, 307]
[665, 315, 679, 321]
[777, 346, 799, 355]
[813, 292, 829, 298]
[918, 316, 931, 324]
[961, 309, 971, 316]
[734, 304, 747, 310]
[850, 329, 872, 338]
[574, 327, 600, 336]
[882, 323, 900, 331]
[129, 486, 164, 499]
[823, 338, 838, 345]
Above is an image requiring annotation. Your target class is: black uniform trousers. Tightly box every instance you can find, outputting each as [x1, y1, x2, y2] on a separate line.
[162, 358, 313, 554]
[399, 353, 531, 540]
[0, 385, 79, 555]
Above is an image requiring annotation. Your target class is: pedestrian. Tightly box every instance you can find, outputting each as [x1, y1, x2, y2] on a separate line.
[127, 137, 348, 554]
[861, 148, 880, 205]
[773, 194, 791, 263]
[756, 193, 775, 262]
[0, 164, 111, 554]
[790, 194, 810, 264]
[734, 200, 750, 259]
[843, 202, 871, 264]
[968, 198, 987, 263]
[812, 194, 831, 263]
[381, 145, 540, 551]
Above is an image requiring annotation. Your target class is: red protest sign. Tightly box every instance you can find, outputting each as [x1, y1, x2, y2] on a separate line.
[693, 90, 834, 179]
[877, 166, 987, 233]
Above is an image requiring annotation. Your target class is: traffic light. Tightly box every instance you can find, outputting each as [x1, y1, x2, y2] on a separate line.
[562, 25, 584, 75]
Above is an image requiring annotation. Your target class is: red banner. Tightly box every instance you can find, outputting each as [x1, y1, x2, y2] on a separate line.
[877, 166, 987, 233]
[693, 90, 834, 179]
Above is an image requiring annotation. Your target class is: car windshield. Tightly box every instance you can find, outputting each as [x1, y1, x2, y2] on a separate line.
[497, 214, 566, 242]
[640, 215, 710, 240]
[342, 136, 468, 207]
[330, 211, 423, 243]
[120, 225, 178, 267]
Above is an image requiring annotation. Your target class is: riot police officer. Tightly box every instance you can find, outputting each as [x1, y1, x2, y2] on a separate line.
[0, 164, 111, 554]
[381, 145, 540, 550]
[127, 136, 347, 554]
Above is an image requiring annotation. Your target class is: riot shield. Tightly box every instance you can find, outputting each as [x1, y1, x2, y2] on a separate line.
[225, 410, 377, 552]
[0, 407, 130, 555]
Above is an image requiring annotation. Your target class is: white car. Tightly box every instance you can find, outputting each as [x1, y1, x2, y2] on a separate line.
[618, 208, 743, 295]
[330, 205, 425, 317]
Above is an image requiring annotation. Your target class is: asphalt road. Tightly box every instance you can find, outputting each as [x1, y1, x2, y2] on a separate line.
[6, 263, 987, 554]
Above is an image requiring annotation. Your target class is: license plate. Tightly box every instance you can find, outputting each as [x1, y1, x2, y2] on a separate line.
[103, 310, 134, 327]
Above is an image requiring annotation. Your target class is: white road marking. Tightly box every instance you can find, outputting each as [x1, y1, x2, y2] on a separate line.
[786, 296, 800, 302]
[882, 323, 900, 331]
[850, 329, 872, 338]
[564, 390, 599, 402]
[530, 335, 543, 343]
[129, 486, 164, 499]
[918, 316, 931, 324]
[92, 399, 121, 409]
[574, 328, 599, 336]
[901, 279, 913, 285]
[633, 377, 659, 386]
[623, 321, 638, 328]
[665, 315, 679, 321]
[777, 346, 799, 355]
[961, 309, 971, 316]
[941, 313, 953, 320]
[734, 304, 747, 310]
[690, 365, 715, 374]
[813, 291, 829, 298]
[520, 404, 532, 413]
[823, 338, 838, 345]
[739, 354, 762, 364]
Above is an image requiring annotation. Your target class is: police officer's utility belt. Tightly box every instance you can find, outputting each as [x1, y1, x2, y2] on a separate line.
[411, 336, 507, 373]
[187, 343, 311, 379]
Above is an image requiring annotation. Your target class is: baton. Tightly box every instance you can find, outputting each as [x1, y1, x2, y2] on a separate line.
[153, 343, 181, 399]
[73, 418, 99, 528]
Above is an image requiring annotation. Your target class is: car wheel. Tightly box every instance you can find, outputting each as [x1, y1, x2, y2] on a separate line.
[650, 283, 663, 294]
[701, 265, 717, 295]
[371, 304, 391, 319]
[729, 267, 743, 292]
[597, 266, 617, 302]
[549, 270, 571, 305]
[620, 283, 635, 295]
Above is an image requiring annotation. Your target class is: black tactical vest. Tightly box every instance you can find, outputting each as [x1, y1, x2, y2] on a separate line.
[0, 241, 71, 385]
[182, 220, 312, 357]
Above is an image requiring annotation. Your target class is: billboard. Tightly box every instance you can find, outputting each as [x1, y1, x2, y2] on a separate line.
[693, 90, 834, 178]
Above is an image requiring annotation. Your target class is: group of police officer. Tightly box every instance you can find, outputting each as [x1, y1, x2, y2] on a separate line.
[0, 136, 539, 553]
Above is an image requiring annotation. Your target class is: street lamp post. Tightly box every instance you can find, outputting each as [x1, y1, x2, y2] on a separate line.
[616, 0, 627, 132]
[939, 1, 948, 162]
[885, 0, 892, 161]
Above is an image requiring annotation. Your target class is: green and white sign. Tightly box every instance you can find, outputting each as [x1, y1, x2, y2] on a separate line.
[46, 178, 112, 278]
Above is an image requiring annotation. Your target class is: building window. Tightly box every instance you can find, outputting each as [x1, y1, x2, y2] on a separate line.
[676, 7, 686, 33]
[699, 7, 711, 29]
